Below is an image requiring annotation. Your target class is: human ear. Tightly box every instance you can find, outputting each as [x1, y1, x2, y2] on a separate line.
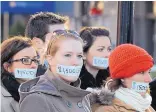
[3, 62, 12, 73]
[32, 37, 44, 47]
[83, 52, 87, 60]
[46, 55, 53, 66]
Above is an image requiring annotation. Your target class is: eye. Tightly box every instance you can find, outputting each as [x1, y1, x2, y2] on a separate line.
[77, 55, 83, 59]
[108, 46, 112, 52]
[64, 54, 71, 57]
[97, 48, 104, 52]
[148, 70, 151, 74]
[140, 71, 145, 74]
[33, 59, 40, 65]
[22, 58, 31, 64]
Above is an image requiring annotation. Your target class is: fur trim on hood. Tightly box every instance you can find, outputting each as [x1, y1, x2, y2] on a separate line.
[85, 87, 115, 105]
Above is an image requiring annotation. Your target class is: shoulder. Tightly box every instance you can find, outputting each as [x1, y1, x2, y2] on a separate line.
[149, 106, 155, 112]
[93, 104, 117, 112]
[150, 79, 156, 88]
[1, 87, 18, 112]
[1, 86, 13, 104]
[20, 92, 51, 112]
[92, 98, 135, 112]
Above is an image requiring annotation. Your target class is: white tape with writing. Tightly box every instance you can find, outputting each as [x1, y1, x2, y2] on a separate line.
[15, 68, 37, 79]
[131, 81, 149, 93]
[56, 64, 82, 76]
[93, 57, 108, 68]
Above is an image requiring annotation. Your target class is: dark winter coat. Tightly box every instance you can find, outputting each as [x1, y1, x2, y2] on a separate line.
[150, 78, 156, 110]
[79, 65, 110, 89]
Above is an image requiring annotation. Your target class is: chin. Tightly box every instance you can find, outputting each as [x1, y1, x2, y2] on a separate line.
[139, 92, 147, 97]
[93, 66, 106, 70]
[62, 76, 79, 83]
[17, 78, 30, 83]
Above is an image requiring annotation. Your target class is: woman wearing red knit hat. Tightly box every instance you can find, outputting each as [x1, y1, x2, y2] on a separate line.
[91, 44, 155, 112]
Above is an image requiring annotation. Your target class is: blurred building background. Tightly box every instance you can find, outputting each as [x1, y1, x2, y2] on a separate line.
[1, 1, 156, 77]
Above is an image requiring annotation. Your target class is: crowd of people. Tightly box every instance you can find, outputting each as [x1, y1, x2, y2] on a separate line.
[1, 12, 156, 112]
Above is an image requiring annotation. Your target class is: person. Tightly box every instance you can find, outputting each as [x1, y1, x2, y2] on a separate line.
[150, 78, 156, 110]
[92, 44, 155, 112]
[1, 36, 39, 112]
[19, 30, 115, 112]
[79, 27, 112, 90]
[25, 12, 68, 76]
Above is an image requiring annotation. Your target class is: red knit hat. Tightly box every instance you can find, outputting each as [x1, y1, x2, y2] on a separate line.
[109, 44, 154, 79]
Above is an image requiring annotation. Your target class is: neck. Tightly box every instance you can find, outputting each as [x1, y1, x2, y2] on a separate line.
[16, 78, 28, 84]
[49, 68, 70, 84]
[40, 54, 45, 65]
[85, 63, 99, 78]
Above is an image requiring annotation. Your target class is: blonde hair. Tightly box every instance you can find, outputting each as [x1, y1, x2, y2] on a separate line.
[46, 33, 83, 56]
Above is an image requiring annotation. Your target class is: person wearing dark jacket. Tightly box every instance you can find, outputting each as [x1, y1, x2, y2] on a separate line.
[1, 36, 39, 112]
[79, 27, 112, 89]
[150, 78, 156, 110]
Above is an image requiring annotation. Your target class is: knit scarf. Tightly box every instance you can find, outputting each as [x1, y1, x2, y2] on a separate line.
[115, 87, 152, 112]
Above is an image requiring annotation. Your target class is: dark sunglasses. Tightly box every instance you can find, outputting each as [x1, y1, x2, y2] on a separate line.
[53, 30, 80, 37]
[9, 58, 40, 65]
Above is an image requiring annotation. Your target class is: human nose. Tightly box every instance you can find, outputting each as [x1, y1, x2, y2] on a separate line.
[71, 56, 81, 66]
[30, 61, 38, 69]
[104, 50, 111, 58]
[144, 73, 152, 83]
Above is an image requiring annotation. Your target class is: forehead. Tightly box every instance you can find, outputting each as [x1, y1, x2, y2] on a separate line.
[92, 36, 111, 47]
[57, 39, 83, 53]
[13, 47, 37, 58]
[127, 69, 151, 79]
[48, 24, 65, 33]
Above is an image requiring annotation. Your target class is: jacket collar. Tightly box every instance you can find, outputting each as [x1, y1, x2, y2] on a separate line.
[113, 98, 155, 112]
[10, 100, 20, 112]
[1, 85, 12, 97]
[46, 69, 90, 97]
[1, 86, 19, 112]
[113, 98, 137, 111]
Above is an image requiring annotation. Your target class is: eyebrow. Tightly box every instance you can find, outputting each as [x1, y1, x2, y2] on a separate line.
[97, 46, 105, 48]
[98, 45, 112, 47]
[64, 52, 83, 54]
[23, 56, 38, 58]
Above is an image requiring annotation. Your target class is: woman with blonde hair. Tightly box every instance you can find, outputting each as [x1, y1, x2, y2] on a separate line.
[19, 30, 93, 112]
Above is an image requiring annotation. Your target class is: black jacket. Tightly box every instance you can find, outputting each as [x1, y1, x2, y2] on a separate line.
[150, 78, 156, 110]
[79, 65, 110, 89]
[36, 64, 47, 77]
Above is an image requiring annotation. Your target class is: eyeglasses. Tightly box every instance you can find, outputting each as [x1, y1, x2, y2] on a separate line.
[53, 30, 80, 38]
[9, 58, 40, 65]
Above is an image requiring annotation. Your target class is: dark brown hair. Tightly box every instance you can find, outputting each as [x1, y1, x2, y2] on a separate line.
[1, 36, 33, 78]
[25, 12, 68, 42]
[107, 79, 125, 91]
[79, 27, 111, 53]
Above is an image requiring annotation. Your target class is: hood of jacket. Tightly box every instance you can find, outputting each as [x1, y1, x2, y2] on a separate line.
[19, 69, 90, 104]
[86, 87, 114, 105]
